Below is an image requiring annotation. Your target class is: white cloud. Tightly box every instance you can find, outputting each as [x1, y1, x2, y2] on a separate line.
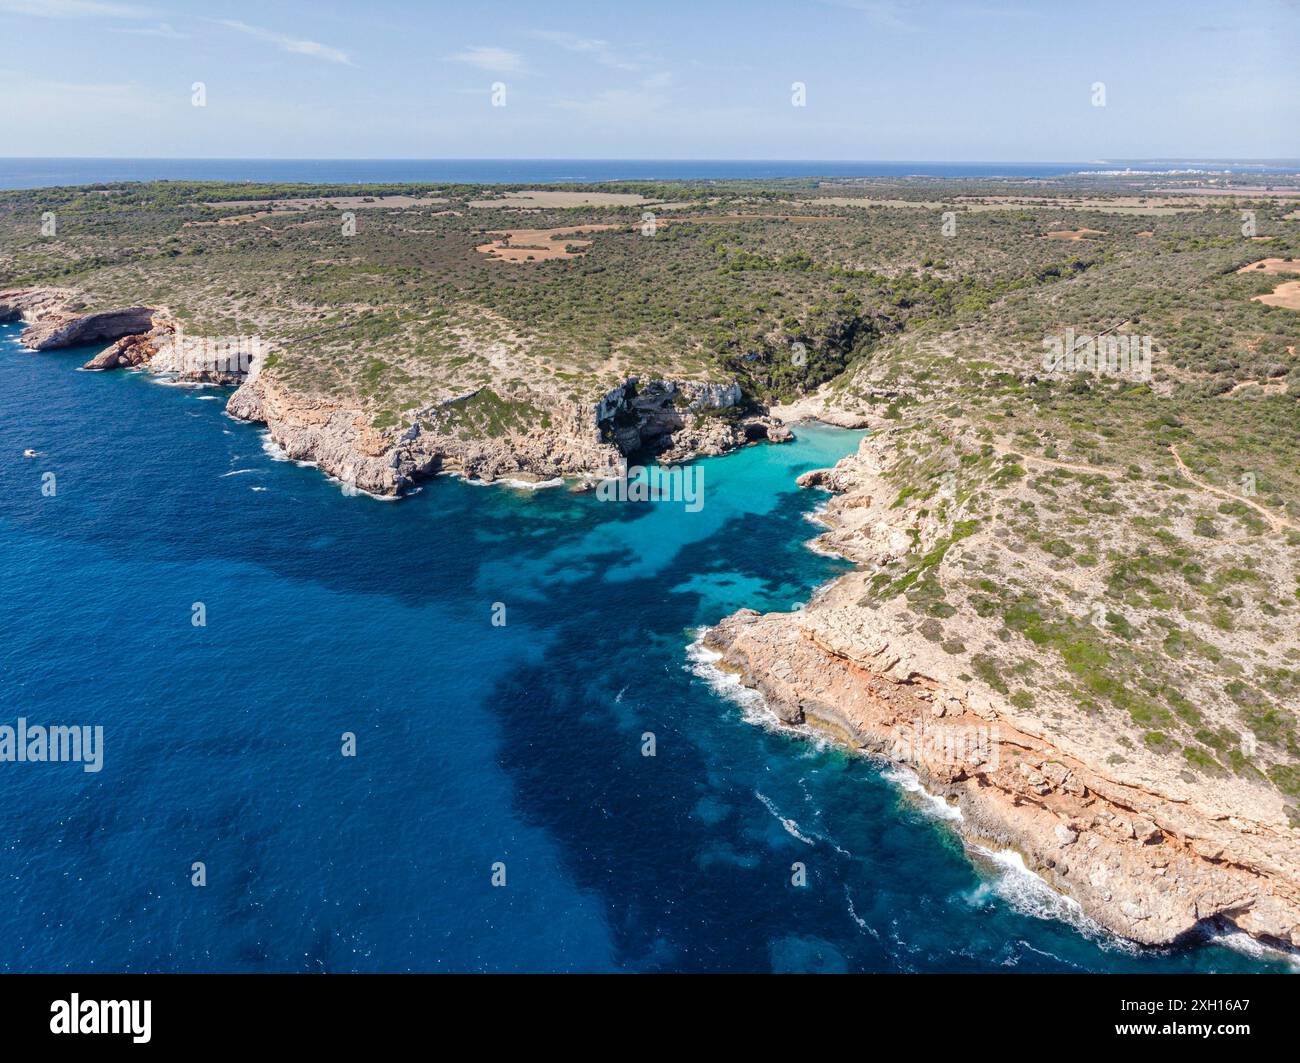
[213, 18, 354, 66]
[531, 30, 641, 71]
[0, 0, 153, 16]
[444, 45, 525, 74]
[552, 86, 670, 122]
[113, 20, 188, 39]
[820, 0, 916, 31]
[0, 72, 169, 139]
[542, 37, 676, 122]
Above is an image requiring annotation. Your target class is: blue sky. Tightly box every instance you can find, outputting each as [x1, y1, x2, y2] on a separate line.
[1, 0, 1297, 160]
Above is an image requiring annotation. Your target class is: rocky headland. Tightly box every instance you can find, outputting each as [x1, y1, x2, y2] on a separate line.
[703, 423, 1300, 950]
[1, 286, 789, 497]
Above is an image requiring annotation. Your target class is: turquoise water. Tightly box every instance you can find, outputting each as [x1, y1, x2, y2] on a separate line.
[0, 320, 1286, 972]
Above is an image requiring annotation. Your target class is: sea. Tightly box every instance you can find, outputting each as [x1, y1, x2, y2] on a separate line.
[0, 320, 1291, 972]
[0, 157, 1297, 191]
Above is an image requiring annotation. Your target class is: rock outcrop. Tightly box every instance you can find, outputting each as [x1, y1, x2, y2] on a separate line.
[228, 369, 442, 495]
[703, 428, 1300, 951]
[83, 331, 161, 371]
[0, 288, 156, 351]
[2, 287, 780, 498]
[225, 369, 784, 497]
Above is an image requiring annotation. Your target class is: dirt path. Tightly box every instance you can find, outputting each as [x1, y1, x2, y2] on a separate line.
[993, 436, 1124, 480]
[1023, 453, 1123, 479]
[1169, 445, 1299, 535]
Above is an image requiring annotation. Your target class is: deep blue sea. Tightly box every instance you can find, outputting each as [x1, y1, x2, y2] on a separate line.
[0, 320, 1290, 972]
[1, 157, 1297, 190]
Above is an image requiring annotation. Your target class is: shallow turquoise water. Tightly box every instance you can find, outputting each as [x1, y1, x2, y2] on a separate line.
[0, 320, 1286, 972]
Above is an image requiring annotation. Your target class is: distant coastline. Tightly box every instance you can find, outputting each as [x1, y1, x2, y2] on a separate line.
[2, 157, 1298, 191]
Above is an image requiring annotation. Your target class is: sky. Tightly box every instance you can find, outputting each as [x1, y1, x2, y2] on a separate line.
[1, 0, 1297, 161]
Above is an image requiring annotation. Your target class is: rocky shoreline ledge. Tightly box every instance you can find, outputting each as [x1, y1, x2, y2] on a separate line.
[703, 428, 1300, 951]
[1, 287, 790, 496]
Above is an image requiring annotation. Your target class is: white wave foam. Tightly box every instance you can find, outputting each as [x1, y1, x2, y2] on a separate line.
[148, 375, 219, 390]
[844, 884, 879, 937]
[804, 536, 847, 559]
[337, 482, 400, 502]
[684, 636, 769, 722]
[803, 503, 830, 528]
[220, 469, 256, 477]
[685, 634, 849, 761]
[1208, 927, 1300, 970]
[259, 432, 290, 462]
[255, 431, 396, 500]
[462, 475, 565, 490]
[970, 844, 1138, 952]
[880, 764, 963, 822]
[755, 791, 816, 846]
[500, 476, 564, 490]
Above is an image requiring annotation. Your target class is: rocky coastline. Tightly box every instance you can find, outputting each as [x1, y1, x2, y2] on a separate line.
[1, 287, 790, 497]
[702, 429, 1300, 952]
[8, 285, 1298, 955]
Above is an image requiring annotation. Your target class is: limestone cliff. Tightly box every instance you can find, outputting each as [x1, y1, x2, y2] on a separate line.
[705, 424, 1300, 950]
[0, 287, 155, 351]
[226, 370, 788, 496]
[2, 287, 783, 497]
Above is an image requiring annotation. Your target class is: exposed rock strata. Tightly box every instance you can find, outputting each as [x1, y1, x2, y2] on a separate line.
[0, 288, 156, 351]
[83, 331, 162, 371]
[2, 287, 779, 497]
[703, 430, 1300, 949]
[93, 323, 258, 386]
[226, 370, 786, 496]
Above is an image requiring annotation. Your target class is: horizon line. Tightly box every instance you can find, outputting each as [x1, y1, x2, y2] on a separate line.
[4, 155, 1299, 165]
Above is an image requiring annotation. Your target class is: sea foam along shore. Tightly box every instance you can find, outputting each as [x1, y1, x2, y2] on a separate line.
[697, 427, 1300, 953]
[692, 608, 1300, 967]
[687, 632, 1131, 950]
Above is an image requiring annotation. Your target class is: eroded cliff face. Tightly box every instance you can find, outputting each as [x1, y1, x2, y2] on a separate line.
[704, 428, 1300, 949]
[706, 607, 1300, 947]
[1, 289, 780, 497]
[83, 321, 256, 386]
[225, 370, 787, 496]
[226, 367, 438, 495]
[0, 288, 156, 351]
[594, 378, 789, 463]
